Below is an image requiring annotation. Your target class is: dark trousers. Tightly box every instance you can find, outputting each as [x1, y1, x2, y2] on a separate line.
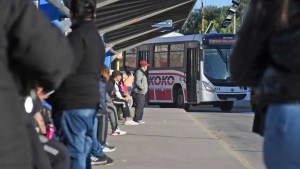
[107, 103, 118, 131]
[133, 93, 145, 122]
[43, 138, 70, 169]
[112, 98, 131, 118]
[26, 121, 52, 169]
[28, 125, 70, 169]
[97, 108, 108, 145]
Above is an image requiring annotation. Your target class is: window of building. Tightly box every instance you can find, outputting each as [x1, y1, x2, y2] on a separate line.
[154, 45, 168, 68]
[170, 44, 184, 67]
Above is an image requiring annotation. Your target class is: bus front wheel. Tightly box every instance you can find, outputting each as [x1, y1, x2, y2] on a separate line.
[175, 88, 185, 108]
[184, 104, 190, 112]
[220, 102, 234, 112]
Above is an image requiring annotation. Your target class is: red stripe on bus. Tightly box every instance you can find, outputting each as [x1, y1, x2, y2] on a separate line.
[155, 90, 165, 100]
[149, 90, 155, 100]
[154, 89, 173, 101]
[165, 90, 172, 100]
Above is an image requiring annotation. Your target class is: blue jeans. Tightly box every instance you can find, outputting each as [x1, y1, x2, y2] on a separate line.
[99, 79, 107, 109]
[264, 104, 300, 169]
[91, 117, 104, 157]
[59, 109, 97, 169]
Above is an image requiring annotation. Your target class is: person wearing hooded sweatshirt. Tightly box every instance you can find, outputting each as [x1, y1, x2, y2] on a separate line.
[50, 0, 112, 169]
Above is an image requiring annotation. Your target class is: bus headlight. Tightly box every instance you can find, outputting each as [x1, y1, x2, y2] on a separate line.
[202, 81, 215, 92]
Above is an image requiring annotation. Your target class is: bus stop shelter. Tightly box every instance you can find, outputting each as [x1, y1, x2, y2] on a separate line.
[40, 0, 196, 64]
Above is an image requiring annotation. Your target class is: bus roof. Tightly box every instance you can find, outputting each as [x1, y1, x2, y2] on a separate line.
[144, 34, 203, 44]
[143, 33, 235, 45]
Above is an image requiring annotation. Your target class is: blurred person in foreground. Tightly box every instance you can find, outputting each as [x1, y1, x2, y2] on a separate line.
[0, 0, 73, 169]
[49, 0, 108, 169]
[230, 0, 300, 168]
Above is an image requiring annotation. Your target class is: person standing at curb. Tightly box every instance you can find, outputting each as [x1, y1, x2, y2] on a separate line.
[132, 60, 149, 124]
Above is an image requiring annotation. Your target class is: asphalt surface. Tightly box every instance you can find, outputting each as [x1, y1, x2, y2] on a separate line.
[189, 107, 265, 169]
[93, 107, 265, 169]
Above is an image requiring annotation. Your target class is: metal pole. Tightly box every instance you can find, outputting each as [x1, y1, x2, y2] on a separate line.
[201, 0, 205, 33]
[233, 13, 236, 34]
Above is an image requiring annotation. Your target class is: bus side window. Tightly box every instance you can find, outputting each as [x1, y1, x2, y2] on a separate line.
[124, 48, 138, 69]
[154, 45, 168, 68]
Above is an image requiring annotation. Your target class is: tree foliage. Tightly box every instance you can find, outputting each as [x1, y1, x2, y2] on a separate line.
[180, 0, 250, 35]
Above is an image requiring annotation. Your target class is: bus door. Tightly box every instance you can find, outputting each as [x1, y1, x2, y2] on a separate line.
[186, 48, 200, 103]
[138, 50, 150, 102]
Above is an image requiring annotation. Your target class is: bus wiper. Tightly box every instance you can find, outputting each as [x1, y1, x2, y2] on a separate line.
[216, 47, 229, 71]
[216, 47, 227, 63]
[225, 52, 229, 71]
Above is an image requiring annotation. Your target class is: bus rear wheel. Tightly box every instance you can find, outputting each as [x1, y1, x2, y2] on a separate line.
[175, 88, 185, 108]
[220, 102, 234, 112]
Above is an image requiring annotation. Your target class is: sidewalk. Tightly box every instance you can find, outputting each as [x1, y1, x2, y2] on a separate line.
[93, 108, 250, 169]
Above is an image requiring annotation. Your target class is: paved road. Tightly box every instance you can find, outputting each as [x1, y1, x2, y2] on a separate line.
[189, 107, 265, 169]
[93, 107, 265, 169]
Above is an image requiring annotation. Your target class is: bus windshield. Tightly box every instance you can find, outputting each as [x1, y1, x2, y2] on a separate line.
[203, 47, 232, 81]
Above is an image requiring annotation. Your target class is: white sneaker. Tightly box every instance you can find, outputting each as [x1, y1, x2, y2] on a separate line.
[112, 128, 127, 136]
[102, 143, 116, 153]
[124, 120, 139, 126]
[138, 120, 146, 124]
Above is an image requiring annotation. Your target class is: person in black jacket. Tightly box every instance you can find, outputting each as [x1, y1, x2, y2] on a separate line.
[230, 0, 300, 168]
[0, 0, 74, 169]
[50, 0, 111, 169]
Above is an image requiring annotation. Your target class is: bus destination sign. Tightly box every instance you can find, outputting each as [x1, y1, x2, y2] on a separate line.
[203, 37, 237, 46]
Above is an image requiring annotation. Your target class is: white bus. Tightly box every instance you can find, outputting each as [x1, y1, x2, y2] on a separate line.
[120, 33, 250, 112]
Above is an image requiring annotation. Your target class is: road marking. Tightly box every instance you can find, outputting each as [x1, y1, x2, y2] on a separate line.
[185, 112, 257, 169]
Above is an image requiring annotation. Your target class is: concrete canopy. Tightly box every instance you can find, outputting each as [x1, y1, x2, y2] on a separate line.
[95, 0, 196, 54]
[54, 0, 196, 54]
